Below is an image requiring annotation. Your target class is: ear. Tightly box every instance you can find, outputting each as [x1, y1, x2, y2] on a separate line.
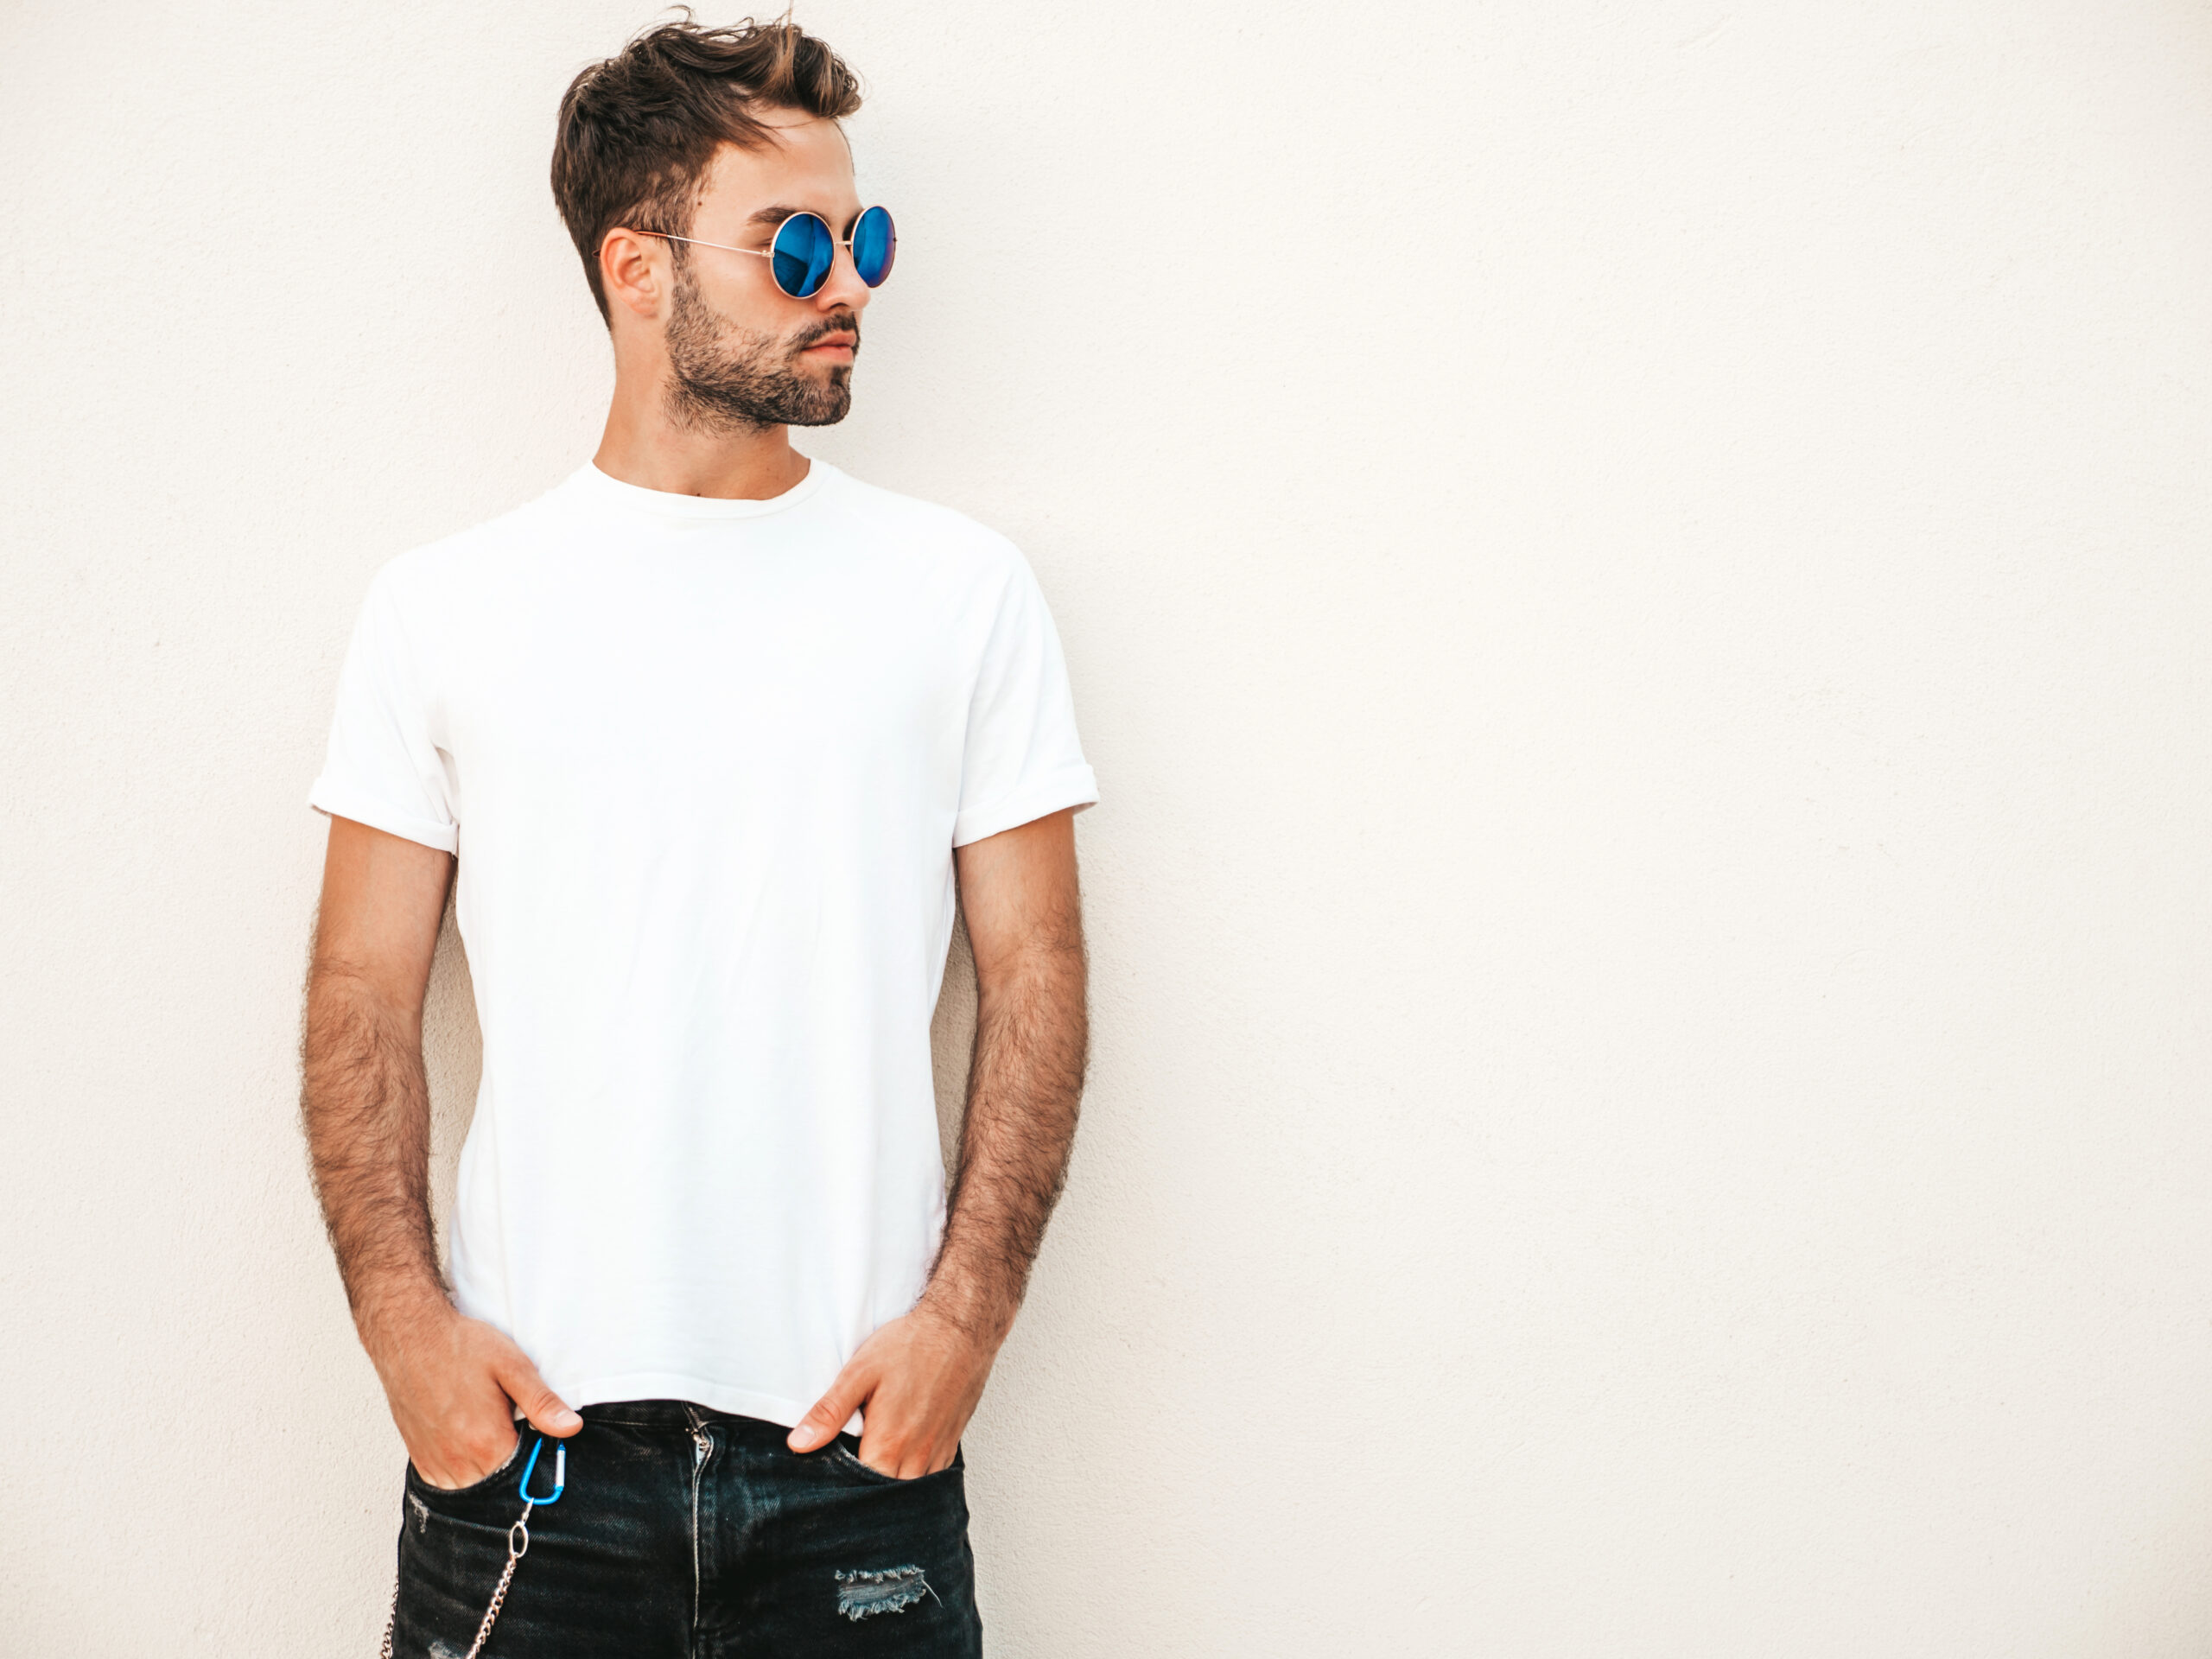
[599, 228, 669, 321]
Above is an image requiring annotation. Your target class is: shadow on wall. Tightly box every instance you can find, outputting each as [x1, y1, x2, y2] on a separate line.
[421, 899, 480, 1235]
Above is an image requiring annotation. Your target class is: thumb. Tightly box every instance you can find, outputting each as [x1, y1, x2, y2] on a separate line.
[788, 1357, 874, 1452]
[494, 1344, 583, 1439]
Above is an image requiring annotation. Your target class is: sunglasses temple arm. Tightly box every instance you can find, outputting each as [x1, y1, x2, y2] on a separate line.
[634, 230, 772, 261]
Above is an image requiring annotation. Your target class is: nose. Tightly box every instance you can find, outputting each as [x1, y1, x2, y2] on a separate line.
[813, 236, 873, 315]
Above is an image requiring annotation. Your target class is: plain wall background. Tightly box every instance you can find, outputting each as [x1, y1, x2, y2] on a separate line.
[3, 1, 2209, 1652]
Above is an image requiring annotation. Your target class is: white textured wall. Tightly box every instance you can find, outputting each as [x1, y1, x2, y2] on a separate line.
[3, 2, 2209, 1653]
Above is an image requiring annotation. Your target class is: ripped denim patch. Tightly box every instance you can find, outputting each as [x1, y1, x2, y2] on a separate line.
[835, 1565, 935, 1620]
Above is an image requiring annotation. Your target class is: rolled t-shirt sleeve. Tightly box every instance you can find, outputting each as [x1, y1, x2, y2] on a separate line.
[951, 554, 1098, 848]
[308, 564, 459, 854]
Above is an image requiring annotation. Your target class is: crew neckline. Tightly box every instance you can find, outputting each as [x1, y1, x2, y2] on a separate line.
[569, 455, 834, 520]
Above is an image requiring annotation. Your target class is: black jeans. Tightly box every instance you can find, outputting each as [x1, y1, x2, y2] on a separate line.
[389, 1401, 982, 1656]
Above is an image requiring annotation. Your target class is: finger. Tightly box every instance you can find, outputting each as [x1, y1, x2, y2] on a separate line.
[900, 1439, 955, 1481]
[493, 1348, 583, 1438]
[788, 1358, 875, 1452]
[855, 1408, 925, 1477]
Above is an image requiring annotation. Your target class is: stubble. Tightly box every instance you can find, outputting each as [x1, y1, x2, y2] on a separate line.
[662, 257, 857, 434]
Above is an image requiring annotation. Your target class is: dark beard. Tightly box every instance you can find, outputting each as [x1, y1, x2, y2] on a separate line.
[662, 259, 857, 432]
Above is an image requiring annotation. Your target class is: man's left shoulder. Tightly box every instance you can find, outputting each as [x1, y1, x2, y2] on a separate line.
[817, 465, 1027, 576]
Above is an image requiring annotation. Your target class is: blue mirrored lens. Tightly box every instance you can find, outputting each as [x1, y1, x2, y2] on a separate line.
[771, 213, 836, 296]
[851, 207, 896, 288]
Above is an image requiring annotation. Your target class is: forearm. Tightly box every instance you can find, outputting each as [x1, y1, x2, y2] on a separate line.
[786, 810, 1086, 1466]
[296, 822, 568, 1478]
[299, 957, 447, 1346]
[919, 932, 1087, 1345]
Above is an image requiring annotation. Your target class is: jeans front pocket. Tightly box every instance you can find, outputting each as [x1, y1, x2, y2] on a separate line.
[823, 1436, 965, 1485]
[405, 1423, 527, 1500]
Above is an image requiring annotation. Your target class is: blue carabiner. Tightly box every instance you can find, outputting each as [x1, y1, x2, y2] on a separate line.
[518, 1434, 566, 1505]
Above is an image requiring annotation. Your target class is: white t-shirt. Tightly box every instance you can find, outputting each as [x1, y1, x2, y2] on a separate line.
[309, 458, 1096, 1427]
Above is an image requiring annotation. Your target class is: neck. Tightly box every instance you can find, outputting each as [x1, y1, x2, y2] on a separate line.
[592, 364, 813, 501]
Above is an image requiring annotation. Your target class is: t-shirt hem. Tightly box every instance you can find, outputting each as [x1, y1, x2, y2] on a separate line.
[951, 766, 1099, 848]
[308, 779, 459, 854]
[553, 1373, 839, 1433]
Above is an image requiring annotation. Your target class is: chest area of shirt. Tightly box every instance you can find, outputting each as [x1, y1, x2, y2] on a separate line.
[440, 563, 970, 781]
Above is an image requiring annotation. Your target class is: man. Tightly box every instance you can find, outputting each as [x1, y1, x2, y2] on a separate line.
[300, 18, 1094, 1656]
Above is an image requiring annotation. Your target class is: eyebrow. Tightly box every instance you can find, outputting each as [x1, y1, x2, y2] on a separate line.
[746, 203, 831, 230]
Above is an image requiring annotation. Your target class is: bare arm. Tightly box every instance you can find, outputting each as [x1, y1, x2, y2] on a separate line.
[302, 816, 580, 1485]
[302, 817, 451, 1326]
[921, 809, 1089, 1343]
[788, 807, 1088, 1474]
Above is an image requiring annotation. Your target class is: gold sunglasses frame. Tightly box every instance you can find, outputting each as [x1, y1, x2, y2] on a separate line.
[626, 207, 895, 298]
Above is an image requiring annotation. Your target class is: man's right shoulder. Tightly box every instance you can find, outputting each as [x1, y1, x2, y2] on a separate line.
[359, 478, 573, 607]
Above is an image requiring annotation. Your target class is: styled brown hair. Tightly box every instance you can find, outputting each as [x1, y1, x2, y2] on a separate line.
[551, 12, 863, 322]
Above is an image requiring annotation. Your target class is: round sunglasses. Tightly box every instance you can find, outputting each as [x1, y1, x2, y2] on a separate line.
[635, 206, 896, 299]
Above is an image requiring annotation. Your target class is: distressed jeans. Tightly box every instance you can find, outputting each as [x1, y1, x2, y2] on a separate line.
[388, 1400, 982, 1656]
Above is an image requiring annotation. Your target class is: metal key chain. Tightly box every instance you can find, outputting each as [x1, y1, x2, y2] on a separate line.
[380, 1433, 566, 1659]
